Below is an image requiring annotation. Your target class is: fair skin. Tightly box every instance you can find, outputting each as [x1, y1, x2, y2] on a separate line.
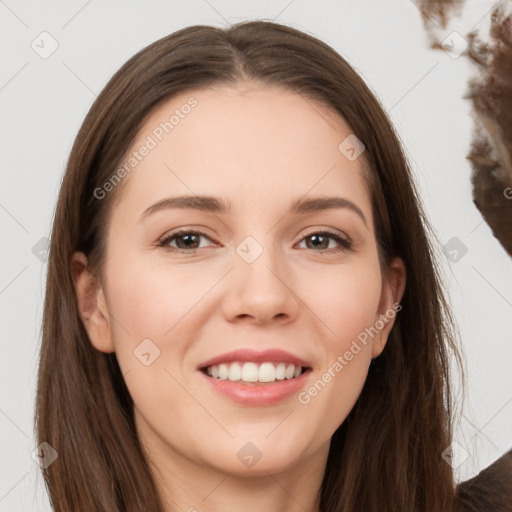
[72, 83, 406, 512]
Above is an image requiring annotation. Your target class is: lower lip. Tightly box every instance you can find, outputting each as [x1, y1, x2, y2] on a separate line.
[199, 370, 311, 406]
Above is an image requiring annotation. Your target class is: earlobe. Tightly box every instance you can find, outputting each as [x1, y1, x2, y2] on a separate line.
[372, 256, 407, 358]
[71, 252, 115, 353]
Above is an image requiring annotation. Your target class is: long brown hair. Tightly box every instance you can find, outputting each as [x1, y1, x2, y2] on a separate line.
[35, 20, 462, 511]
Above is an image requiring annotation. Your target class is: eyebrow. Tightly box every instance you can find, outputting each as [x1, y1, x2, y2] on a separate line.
[140, 194, 368, 228]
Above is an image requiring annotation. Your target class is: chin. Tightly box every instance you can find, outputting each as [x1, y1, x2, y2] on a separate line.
[200, 437, 308, 476]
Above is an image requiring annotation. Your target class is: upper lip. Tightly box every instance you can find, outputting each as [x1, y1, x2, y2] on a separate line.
[198, 348, 311, 370]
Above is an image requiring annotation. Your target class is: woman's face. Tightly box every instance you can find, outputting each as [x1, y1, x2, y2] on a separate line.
[74, 84, 405, 479]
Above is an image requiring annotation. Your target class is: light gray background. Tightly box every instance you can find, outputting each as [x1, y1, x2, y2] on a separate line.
[1, 1, 511, 510]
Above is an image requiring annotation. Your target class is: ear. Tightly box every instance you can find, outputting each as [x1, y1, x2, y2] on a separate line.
[371, 256, 406, 358]
[71, 252, 115, 353]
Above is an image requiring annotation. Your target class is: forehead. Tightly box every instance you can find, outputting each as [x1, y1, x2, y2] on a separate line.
[111, 84, 372, 226]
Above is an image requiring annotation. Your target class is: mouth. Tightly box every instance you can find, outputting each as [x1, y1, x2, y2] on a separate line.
[200, 361, 311, 385]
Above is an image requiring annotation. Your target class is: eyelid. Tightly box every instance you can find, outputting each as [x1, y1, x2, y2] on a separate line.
[158, 228, 215, 250]
[299, 226, 352, 243]
[296, 227, 353, 252]
[157, 226, 353, 253]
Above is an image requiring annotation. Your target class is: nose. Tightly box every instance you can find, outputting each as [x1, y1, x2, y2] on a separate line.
[221, 240, 300, 326]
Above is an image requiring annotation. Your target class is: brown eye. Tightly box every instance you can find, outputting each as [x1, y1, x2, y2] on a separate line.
[159, 230, 213, 252]
[298, 231, 352, 252]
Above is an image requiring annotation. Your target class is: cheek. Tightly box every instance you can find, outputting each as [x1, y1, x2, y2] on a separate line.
[104, 255, 208, 342]
[294, 262, 382, 428]
[102, 259, 202, 433]
[303, 259, 383, 349]
[102, 254, 227, 403]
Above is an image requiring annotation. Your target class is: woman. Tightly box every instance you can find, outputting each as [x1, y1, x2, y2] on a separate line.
[35, 20, 490, 511]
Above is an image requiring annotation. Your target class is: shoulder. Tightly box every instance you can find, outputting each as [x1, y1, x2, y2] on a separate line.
[454, 449, 512, 511]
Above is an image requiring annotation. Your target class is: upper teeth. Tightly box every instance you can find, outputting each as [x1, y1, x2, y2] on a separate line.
[205, 362, 303, 383]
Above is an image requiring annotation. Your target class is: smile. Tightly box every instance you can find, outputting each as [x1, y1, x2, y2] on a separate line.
[202, 361, 306, 383]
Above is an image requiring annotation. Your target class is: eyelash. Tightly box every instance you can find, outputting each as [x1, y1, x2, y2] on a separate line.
[157, 228, 353, 254]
